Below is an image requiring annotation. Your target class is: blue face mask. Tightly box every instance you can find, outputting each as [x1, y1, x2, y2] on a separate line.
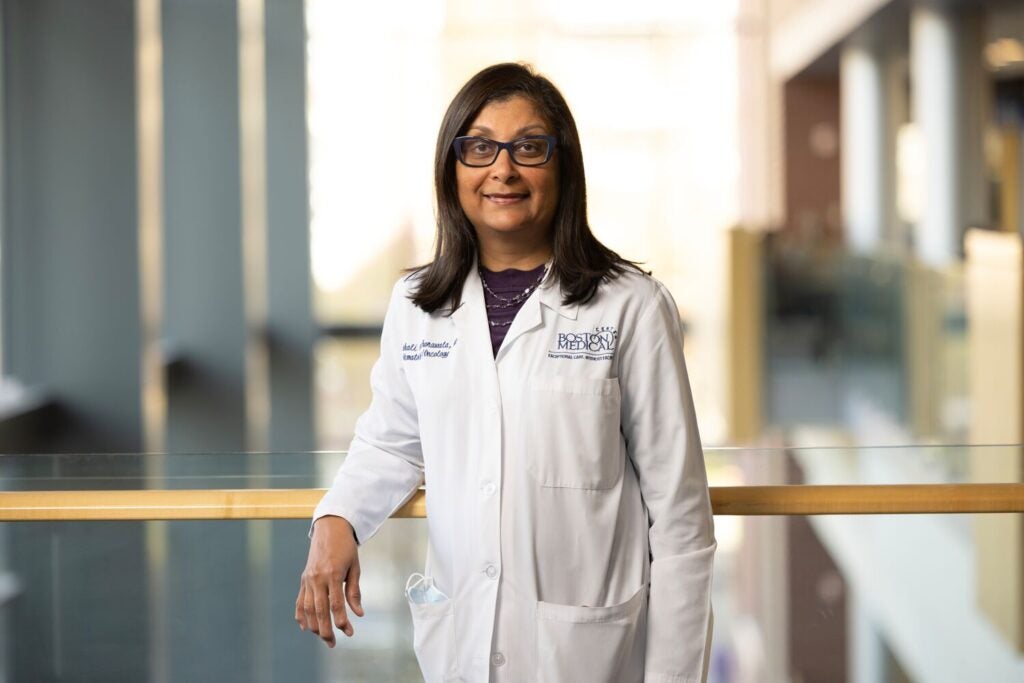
[405, 572, 450, 604]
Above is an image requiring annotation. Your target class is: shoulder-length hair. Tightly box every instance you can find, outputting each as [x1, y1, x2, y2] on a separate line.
[409, 62, 645, 315]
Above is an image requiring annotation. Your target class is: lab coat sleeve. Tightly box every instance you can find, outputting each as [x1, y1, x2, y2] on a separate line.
[619, 280, 716, 683]
[308, 281, 425, 545]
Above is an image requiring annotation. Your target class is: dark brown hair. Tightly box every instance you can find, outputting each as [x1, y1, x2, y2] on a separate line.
[408, 62, 645, 314]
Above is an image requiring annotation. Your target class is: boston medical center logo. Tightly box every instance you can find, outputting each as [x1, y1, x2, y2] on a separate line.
[547, 325, 617, 361]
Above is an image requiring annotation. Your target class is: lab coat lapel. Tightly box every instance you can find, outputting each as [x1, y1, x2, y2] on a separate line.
[450, 262, 493, 362]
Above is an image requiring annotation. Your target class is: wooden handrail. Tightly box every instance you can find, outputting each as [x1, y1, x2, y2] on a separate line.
[711, 484, 1024, 515]
[0, 484, 1021, 521]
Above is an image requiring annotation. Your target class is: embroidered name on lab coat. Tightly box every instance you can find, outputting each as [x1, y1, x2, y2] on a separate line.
[402, 339, 457, 361]
[547, 325, 617, 361]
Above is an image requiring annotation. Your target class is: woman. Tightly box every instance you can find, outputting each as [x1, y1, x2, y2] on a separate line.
[297, 62, 716, 683]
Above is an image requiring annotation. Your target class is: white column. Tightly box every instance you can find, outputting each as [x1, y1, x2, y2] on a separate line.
[841, 29, 888, 254]
[910, 2, 960, 266]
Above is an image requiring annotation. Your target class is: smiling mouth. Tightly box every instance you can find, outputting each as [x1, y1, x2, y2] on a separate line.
[484, 193, 528, 204]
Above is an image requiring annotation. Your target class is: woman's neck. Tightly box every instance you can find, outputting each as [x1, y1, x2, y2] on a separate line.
[477, 236, 552, 272]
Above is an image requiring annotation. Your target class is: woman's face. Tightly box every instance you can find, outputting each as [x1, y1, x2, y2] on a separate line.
[456, 95, 560, 244]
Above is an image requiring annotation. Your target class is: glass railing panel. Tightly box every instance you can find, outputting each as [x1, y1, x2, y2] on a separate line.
[1, 445, 1022, 681]
[1, 443, 1020, 492]
[706, 443, 1023, 485]
[3, 510, 1020, 680]
[713, 511, 1024, 682]
[1, 516, 427, 682]
[0, 451, 330, 491]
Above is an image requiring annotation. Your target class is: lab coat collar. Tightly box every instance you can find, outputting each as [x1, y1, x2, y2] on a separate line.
[535, 259, 580, 322]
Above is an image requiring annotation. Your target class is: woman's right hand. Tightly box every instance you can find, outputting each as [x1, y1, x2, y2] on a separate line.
[296, 515, 364, 648]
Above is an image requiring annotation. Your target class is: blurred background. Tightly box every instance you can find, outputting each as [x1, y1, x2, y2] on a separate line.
[1, 0, 1023, 681]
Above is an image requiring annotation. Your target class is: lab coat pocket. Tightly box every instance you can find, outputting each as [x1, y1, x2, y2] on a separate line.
[535, 582, 647, 683]
[525, 376, 623, 489]
[407, 578, 458, 682]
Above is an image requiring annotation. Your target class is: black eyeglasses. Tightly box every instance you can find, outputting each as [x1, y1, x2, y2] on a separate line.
[452, 135, 558, 167]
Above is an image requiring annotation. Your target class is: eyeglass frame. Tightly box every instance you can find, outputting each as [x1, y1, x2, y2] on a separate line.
[452, 135, 559, 167]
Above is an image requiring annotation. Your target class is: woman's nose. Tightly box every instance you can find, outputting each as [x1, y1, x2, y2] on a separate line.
[489, 148, 519, 182]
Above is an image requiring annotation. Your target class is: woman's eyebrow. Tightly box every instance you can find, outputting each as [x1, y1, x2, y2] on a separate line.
[467, 124, 548, 136]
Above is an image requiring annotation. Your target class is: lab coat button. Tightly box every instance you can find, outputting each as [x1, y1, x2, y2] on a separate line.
[481, 481, 496, 497]
[491, 652, 506, 667]
[484, 564, 498, 579]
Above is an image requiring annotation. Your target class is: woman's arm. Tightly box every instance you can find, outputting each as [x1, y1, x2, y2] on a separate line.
[298, 279, 425, 647]
[309, 279, 426, 545]
[619, 279, 716, 683]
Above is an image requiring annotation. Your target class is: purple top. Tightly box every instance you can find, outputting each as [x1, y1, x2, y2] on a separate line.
[480, 263, 548, 357]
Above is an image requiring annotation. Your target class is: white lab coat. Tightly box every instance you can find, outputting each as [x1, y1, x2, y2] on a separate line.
[312, 260, 716, 683]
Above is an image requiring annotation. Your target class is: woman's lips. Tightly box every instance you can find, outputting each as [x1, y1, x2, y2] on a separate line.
[484, 193, 528, 205]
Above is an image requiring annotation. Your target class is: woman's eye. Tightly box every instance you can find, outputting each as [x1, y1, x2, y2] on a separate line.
[514, 140, 546, 157]
[465, 140, 495, 157]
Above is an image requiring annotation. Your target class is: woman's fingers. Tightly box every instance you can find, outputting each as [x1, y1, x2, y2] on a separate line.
[302, 576, 319, 636]
[345, 561, 364, 618]
[330, 574, 353, 638]
[314, 579, 338, 647]
[294, 581, 308, 630]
